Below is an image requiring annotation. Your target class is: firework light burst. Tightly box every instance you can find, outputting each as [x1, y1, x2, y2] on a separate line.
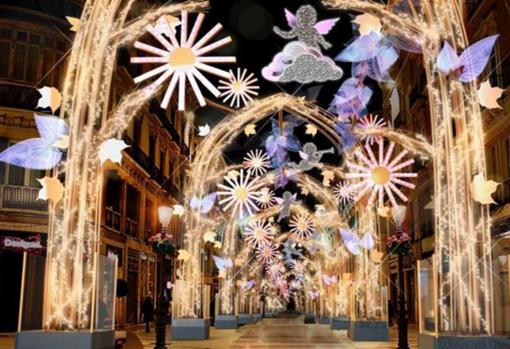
[243, 149, 271, 177]
[289, 213, 315, 239]
[217, 170, 262, 218]
[243, 219, 276, 248]
[357, 114, 387, 145]
[131, 11, 236, 111]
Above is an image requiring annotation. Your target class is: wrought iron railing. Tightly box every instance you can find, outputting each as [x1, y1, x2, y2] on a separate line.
[1, 184, 47, 211]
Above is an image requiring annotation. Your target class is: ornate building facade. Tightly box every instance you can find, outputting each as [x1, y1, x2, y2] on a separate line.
[0, 0, 193, 332]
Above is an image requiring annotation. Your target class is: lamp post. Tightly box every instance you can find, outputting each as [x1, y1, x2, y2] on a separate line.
[153, 206, 173, 349]
[390, 205, 410, 349]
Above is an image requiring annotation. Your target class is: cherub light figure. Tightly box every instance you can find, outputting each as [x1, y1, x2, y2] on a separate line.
[274, 6, 339, 50]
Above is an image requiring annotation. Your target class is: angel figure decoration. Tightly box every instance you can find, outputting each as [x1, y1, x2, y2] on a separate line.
[274, 6, 339, 51]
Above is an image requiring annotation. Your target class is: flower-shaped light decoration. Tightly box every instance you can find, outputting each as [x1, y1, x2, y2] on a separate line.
[256, 243, 279, 264]
[333, 181, 353, 205]
[289, 213, 315, 240]
[357, 114, 387, 145]
[346, 141, 417, 207]
[218, 68, 259, 108]
[243, 149, 270, 177]
[243, 219, 276, 248]
[266, 261, 285, 279]
[256, 187, 277, 209]
[291, 259, 306, 275]
[217, 170, 262, 218]
[131, 12, 236, 111]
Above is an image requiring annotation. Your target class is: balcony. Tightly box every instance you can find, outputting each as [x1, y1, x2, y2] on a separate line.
[0, 81, 39, 110]
[0, 184, 47, 211]
[104, 206, 121, 232]
[125, 217, 138, 238]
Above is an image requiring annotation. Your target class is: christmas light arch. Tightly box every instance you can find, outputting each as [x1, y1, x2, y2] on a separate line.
[43, 0, 495, 338]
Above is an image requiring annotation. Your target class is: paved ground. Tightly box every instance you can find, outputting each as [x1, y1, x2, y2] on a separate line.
[0, 317, 417, 349]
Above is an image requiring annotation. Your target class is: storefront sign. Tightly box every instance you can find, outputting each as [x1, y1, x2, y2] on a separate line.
[1, 235, 45, 254]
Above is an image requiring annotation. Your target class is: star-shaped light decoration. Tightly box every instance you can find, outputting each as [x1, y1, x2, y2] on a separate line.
[333, 181, 353, 205]
[470, 173, 500, 204]
[198, 124, 210, 137]
[256, 187, 277, 209]
[98, 138, 129, 165]
[217, 169, 262, 218]
[291, 259, 306, 275]
[477, 80, 504, 109]
[36, 86, 62, 113]
[66, 16, 80, 32]
[289, 213, 315, 240]
[256, 243, 279, 264]
[131, 11, 236, 111]
[266, 261, 285, 278]
[243, 219, 275, 248]
[98, 139, 129, 164]
[351, 13, 382, 35]
[346, 140, 417, 207]
[305, 124, 318, 137]
[177, 249, 191, 262]
[37, 176, 64, 204]
[321, 170, 335, 187]
[172, 204, 185, 217]
[218, 68, 259, 108]
[357, 114, 387, 145]
[243, 149, 270, 176]
[244, 123, 256, 136]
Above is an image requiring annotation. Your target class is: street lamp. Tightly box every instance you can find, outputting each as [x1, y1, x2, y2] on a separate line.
[390, 205, 410, 349]
[153, 206, 173, 349]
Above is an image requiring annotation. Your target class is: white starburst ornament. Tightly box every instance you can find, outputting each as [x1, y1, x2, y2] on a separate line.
[346, 140, 417, 207]
[243, 149, 270, 176]
[289, 213, 315, 240]
[333, 181, 353, 205]
[266, 261, 285, 278]
[217, 170, 262, 218]
[256, 243, 279, 264]
[291, 259, 306, 275]
[357, 114, 387, 145]
[131, 11, 236, 111]
[256, 187, 276, 209]
[218, 68, 259, 108]
[243, 219, 275, 248]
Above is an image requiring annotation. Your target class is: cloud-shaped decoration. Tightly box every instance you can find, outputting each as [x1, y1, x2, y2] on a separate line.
[262, 41, 342, 84]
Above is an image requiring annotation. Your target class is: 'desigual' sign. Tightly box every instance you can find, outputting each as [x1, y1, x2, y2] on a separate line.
[0, 235, 45, 254]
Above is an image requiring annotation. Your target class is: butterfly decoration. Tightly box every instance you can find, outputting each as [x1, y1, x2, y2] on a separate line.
[339, 228, 375, 256]
[276, 6, 339, 50]
[336, 31, 399, 83]
[436, 35, 499, 83]
[212, 255, 233, 274]
[330, 77, 373, 119]
[265, 118, 302, 168]
[190, 192, 217, 214]
[244, 280, 256, 290]
[309, 290, 319, 300]
[321, 274, 337, 286]
[0, 115, 68, 170]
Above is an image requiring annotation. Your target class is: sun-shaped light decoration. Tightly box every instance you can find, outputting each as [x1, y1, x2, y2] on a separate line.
[256, 187, 277, 208]
[217, 170, 262, 218]
[291, 259, 306, 275]
[289, 213, 315, 240]
[266, 261, 285, 278]
[218, 68, 259, 108]
[346, 140, 417, 207]
[333, 181, 353, 205]
[243, 219, 275, 248]
[256, 243, 279, 264]
[243, 149, 270, 177]
[131, 12, 236, 111]
[357, 114, 387, 145]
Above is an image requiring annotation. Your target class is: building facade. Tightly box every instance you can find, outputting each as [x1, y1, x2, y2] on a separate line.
[0, 0, 193, 332]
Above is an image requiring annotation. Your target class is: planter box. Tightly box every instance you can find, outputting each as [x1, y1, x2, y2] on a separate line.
[331, 316, 350, 330]
[16, 330, 114, 349]
[214, 315, 238, 329]
[348, 320, 389, 341]
[304, 313, 316, 324]
[237, 314, 252, 325]
[171, 318, 210, 340]
[419, 333, 510, 349]
[318, 316, 331, 324]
